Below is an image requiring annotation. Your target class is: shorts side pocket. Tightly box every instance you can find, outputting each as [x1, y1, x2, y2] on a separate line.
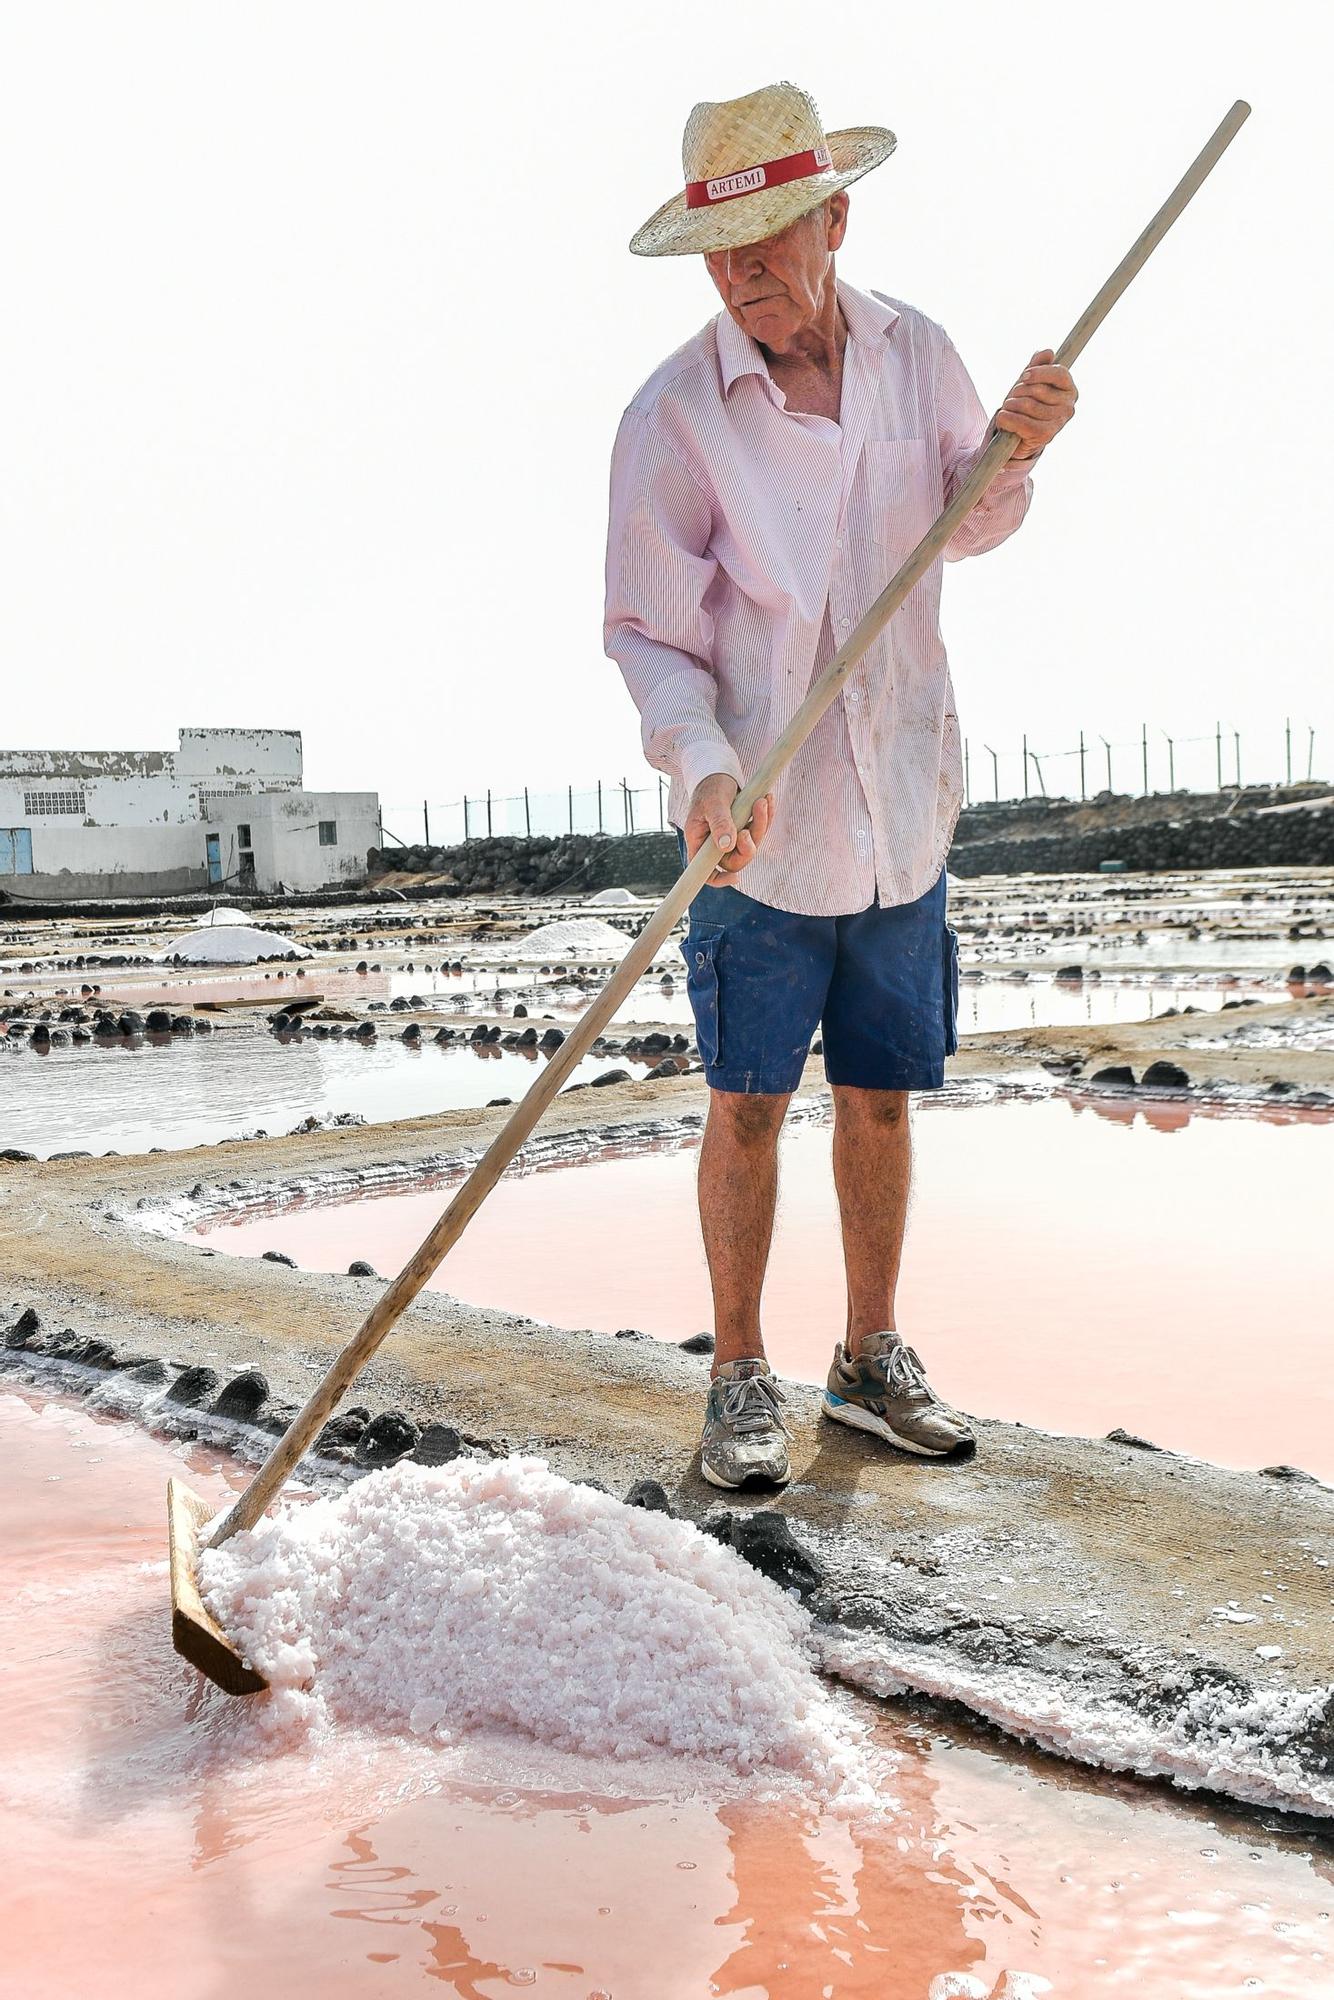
[942, 923, 960, 1058]
[683, 925, 724, 1068]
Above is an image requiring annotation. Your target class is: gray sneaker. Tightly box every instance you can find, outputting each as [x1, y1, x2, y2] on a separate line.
[701, 1359, 791, 1489]
[823, 1334, 975, 1458]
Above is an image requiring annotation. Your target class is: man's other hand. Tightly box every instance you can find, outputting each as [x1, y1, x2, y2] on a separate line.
[684, 774, 775, 885]
[993, 349, 1077, 460]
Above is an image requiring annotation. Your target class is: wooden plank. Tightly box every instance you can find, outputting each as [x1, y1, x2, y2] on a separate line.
[167, 1478, 268, 1695]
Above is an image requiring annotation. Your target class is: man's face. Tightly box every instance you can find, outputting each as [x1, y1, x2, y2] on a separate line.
[704, 193, 849, 355]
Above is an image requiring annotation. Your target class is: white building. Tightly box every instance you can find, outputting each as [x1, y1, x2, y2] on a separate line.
[0, 727, 379, 899]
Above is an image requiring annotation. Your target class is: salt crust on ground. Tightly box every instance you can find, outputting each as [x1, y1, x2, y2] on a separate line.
[199, 1457, 878, 1806]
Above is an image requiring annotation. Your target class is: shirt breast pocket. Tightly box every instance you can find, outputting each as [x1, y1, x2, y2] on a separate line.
[865, 438, 933, 566]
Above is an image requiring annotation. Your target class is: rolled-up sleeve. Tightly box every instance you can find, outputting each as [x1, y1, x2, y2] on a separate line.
[604, 410, 744, 799]
[937, 332, 1035, 562]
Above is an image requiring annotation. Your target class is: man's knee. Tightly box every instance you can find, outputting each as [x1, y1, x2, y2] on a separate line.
[832, 1085, 909, 1130]
[707, 1088, 790, 1149]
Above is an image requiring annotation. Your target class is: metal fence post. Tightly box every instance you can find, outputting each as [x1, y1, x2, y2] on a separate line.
[1285, 717, 1292, 787]
[463, 796, 470, 839]
[1078, 728, 1086, 801]
[423, 800, 430, 845]
[1021, 733, 1029, 798]
[1100, 736, 1113, 792]
[1215, 721, 1223, 791]
[486, 788, 493, 837]
[597, 780, 603, 832]
[1234, 731, 1241, 787]
[523, 786, 531, 837]
[1308, 726, 1316, 782]
[984, 744, 999, 802]
[1163, 730, 1175, 792]
[1142, 722, 1149, 796]
[568, 783, 574, 834]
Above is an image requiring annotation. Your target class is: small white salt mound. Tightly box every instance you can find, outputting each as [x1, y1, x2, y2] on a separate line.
[587, 887, 641, 907]
[160, 923, 313, 965]
[200, 904, 250, 928]
[199, 1458, 867, 1795]
[502, 916, 672, 965]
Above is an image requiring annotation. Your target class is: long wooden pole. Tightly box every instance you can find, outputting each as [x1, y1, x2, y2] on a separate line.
[210, 99, 1250, 1546]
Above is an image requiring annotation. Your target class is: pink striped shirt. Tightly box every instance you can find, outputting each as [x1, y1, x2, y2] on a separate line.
[604, 279, 1035, 916]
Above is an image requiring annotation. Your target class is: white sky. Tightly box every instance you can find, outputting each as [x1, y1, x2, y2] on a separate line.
[2, 2, 1330, 829]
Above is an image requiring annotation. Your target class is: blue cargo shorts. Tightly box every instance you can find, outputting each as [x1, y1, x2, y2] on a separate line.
[676, 836, 959, 1096]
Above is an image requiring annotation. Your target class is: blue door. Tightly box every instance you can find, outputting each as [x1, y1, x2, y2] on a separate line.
[0, 828, 34, 875]
[206, 833, 222, 884]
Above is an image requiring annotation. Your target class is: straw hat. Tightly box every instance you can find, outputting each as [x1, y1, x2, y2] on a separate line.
[630, 81, 895, 258]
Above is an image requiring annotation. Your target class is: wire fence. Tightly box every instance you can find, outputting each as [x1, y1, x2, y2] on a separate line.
[379, 719, 1322, 848]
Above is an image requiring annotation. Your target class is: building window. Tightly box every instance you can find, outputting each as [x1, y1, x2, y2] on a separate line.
[23, 789, 86, 816]
[237, 823, 251, 848]
[318, 820, 337, 846]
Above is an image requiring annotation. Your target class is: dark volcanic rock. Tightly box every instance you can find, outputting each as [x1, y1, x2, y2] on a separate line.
[1260, 1463, 1319, 1483]
[411, 1422, 464, 1467]
[591, 1068, 631, 1087]
[679, 1330, 716, 1355]
[211, 1370, 269, 1422]
[1106, 1427, 1163, 1451]
[1141, 1060, 1190, 1089]
[1089, 1065, 1137, 1088]
[317, 1408, 369, 1451]
[0, 1148, 37, 1163]
[347, 1259, 378, 1277]
[165, 1364, 221, 1407]
[730, 1513, 823, 1599]
[124, 1357, 169, 1387]
[72, 1338, 118, 1369]
[354, 1411, 421, 1467]
[257, 1402, 300, 1437]
[4, 1305, 41, 1348]
[261, 1249, 297, 1268]
[625, 1477, 674, 1515]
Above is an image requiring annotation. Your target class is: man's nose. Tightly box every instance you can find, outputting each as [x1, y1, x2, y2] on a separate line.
[725, 244, 765, 285]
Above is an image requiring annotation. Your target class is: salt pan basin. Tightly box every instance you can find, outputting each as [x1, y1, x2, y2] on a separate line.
[194, 1096, 1334, 1479]
[5, 1385, 1334, 1998]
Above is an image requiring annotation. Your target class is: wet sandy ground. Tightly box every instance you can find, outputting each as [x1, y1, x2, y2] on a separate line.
[6, 1384, 1333, 2000]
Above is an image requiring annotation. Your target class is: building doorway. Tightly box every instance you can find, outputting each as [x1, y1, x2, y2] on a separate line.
[205, 832, 222, 884]
[1, 828, 34, 875]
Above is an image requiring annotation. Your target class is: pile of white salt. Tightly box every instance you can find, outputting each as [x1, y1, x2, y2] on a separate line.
[494, 916, 673, 965]
[199, 1458, 872, 1798]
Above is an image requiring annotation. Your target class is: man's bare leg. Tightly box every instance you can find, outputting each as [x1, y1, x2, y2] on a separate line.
[697, 1089, 790, 1370]
[830, 1085, 912, 1356]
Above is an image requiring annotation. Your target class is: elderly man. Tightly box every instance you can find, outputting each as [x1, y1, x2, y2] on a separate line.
[605, 83, 1076, 1490]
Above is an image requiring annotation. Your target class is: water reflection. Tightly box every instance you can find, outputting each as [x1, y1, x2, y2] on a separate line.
[4, 1386, 1333, 1999]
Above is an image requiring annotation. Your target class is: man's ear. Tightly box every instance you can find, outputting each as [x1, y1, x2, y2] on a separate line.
[826, 192, 850, 252]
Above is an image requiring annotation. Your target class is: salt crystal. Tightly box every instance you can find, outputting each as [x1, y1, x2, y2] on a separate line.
[200, 1457, 872, 1799]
